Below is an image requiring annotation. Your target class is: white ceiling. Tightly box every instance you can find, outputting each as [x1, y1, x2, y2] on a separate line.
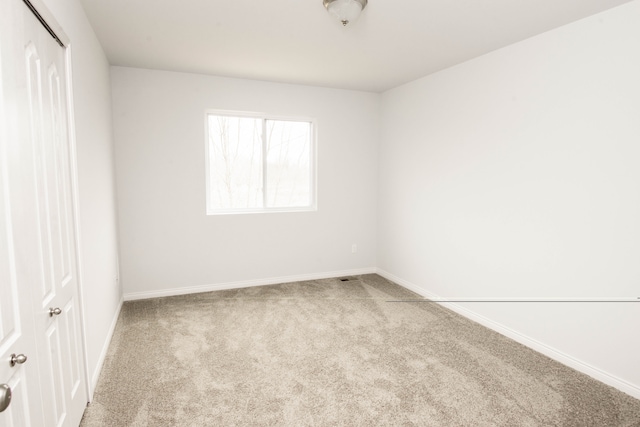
[79, 0, 631, 92]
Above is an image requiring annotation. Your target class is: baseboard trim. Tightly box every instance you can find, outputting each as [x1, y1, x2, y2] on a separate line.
[375, 268, 640, 400]
[123, 267, 378, 301]
[89, 296, 124, 400]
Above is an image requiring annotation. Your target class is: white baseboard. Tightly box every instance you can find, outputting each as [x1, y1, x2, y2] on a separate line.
[123, 267, 378, 301]
[375, 268, 640, 401]
[89, 296, 124, 400]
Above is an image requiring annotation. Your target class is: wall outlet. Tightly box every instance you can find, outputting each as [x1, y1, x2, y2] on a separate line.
[351, 244, 357, 254]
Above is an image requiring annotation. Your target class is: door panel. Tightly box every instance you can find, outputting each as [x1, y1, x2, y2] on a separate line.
[47, 64, 73, 289]
[62, 300, 82, 398]
[45, 323, 66, 425]
[0, 199, 19, 356]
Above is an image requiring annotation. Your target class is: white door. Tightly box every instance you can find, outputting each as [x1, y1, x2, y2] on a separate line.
[0, 1, 46, 424]
[0, 1, 88, 426]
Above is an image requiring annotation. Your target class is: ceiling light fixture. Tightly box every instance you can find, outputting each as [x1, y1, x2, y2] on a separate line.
[323, 0, 368, 27]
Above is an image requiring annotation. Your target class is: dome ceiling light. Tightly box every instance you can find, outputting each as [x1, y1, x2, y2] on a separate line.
[323, 0, 368, 27]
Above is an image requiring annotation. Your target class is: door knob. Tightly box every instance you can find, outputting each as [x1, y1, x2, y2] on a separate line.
[9, 353, 27, 367]
[0, 384, 11, 413]
[49, 307, 62, 317]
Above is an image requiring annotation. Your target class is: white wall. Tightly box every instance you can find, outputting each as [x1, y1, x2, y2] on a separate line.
[111, 67, 379, 298]
[41, 0, 122, 391]
[379, 1, 640, 397]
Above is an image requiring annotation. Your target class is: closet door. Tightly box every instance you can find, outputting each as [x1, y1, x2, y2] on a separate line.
[0, 1, 88, 426]
[0, 0, 47, 424]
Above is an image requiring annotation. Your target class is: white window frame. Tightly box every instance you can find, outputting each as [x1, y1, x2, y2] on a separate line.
[204, 110, 317, 215]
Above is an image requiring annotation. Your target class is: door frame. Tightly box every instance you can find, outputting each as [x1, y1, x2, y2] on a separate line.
[20, 0, 93, 402]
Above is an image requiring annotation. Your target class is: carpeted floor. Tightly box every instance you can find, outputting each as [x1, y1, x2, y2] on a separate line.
[80, 274, 640, 426]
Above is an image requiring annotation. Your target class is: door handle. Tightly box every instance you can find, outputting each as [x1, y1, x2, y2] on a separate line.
[0, 383, 11, 412]
[9, 354, 27, 367]
[49, 307, 62, 317]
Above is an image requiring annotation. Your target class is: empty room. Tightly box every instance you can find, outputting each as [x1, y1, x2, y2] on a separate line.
[1, 0, 639, 425]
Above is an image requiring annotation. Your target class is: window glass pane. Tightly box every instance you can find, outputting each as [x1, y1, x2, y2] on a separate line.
[265, 120, 311, 208]
[208, 115, 263, 210]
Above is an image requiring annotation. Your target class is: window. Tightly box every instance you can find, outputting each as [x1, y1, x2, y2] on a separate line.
[205, 111, 316, 214]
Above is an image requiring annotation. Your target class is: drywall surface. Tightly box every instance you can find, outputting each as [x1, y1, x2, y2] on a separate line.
[111, 67, 378, 296]
[42, 0, 122, 390]
[379, 1, 640, 393]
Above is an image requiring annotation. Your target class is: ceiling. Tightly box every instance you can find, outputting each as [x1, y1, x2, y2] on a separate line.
[79, 0, 632, 92]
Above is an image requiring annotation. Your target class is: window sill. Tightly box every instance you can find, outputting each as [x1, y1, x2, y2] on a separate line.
[206, 206, 317, 216]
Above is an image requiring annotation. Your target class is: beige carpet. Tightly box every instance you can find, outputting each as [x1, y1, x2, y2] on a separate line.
[81, 274, 640, 426]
